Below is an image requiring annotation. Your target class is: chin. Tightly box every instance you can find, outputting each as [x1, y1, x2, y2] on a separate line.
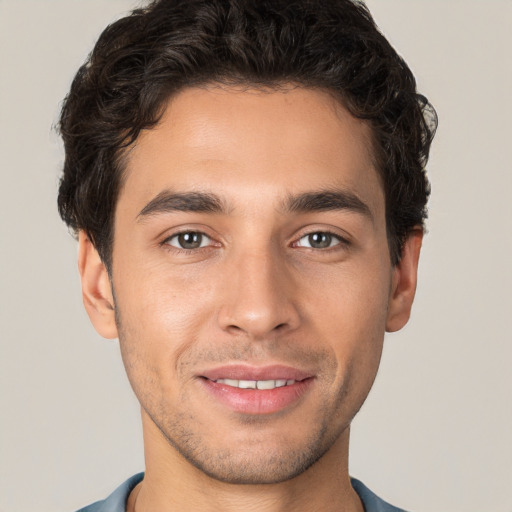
[181, 444, 329, 485]
[157, 413, 342, 485]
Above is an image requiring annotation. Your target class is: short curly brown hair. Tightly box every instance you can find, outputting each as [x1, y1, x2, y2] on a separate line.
[58, 0, 437, 270]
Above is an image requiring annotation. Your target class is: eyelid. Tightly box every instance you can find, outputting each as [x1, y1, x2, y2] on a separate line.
[158, 226, 350, 252]
[166, 232, 211, 248]
[292, 229, 351, 249]
[160, 228, 220, 251]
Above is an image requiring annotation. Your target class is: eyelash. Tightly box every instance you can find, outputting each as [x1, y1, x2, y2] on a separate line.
[293, 230, 349, 250]
[161, 229, 349, 253]
[161, 230, 215, 253]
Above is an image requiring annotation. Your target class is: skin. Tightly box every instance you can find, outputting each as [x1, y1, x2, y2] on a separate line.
[79, 85, 422, 512]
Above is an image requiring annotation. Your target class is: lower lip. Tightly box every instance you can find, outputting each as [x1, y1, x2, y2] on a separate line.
[200, 378, 314, 415]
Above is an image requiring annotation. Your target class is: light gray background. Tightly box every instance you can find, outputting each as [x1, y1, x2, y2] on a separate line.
[0, 1, 511, 511]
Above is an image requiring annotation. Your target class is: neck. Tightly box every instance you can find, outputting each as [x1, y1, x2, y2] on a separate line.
[129, 411, 364, 512]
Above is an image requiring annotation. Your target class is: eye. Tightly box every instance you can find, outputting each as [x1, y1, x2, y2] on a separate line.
[296, 232, 343, 249]
[165, 231, 212, 250]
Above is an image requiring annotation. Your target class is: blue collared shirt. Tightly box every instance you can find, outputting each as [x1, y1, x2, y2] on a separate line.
[76, 473, 409, 512]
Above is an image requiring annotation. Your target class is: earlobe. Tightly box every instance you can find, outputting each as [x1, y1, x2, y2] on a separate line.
[386, 228, 423, 333]
[78, 231, 118, 339]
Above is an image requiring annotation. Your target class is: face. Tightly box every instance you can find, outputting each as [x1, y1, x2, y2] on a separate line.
[80, 85, 420, 485]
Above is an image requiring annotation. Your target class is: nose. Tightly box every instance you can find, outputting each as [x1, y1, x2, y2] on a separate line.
[217, 249, 301, 339]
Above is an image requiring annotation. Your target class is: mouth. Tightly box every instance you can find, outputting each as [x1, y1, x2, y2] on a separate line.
[212, 378, 297, 390]
[199, 365, 314, 415]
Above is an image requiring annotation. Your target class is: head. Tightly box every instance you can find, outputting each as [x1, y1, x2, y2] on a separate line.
[58, 0, 436, 487]
[58, 0, 436, 272]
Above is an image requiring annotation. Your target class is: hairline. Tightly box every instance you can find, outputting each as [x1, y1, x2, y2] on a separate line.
[100, 80, 393, 274]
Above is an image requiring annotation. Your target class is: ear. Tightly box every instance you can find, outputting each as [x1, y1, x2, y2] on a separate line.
[386, 228, 423, 333]
[78, 231, 118, 339]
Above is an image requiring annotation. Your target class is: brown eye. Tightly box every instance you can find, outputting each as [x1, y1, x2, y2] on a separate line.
[166, 231, 210, 249]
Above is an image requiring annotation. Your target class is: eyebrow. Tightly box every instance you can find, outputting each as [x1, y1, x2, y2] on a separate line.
[137, 188, 372, 221]
[284, 190, 372, 219]
[137, 190, 226, 219]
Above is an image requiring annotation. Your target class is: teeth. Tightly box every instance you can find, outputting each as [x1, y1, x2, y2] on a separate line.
[239, 380, 256, 389]
[257, 380, 275, 390]
[215, 378, 296, 389]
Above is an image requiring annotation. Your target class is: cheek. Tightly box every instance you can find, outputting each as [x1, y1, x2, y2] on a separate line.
[308, 259, 391, 331]
[112, 260, 220, 385]
[305, 262, 390, 378]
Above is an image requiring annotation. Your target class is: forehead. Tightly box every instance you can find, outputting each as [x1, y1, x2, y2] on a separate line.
[119, 85, 383, 218]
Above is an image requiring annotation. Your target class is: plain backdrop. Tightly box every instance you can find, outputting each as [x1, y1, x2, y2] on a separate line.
[0, 1, 511, 511]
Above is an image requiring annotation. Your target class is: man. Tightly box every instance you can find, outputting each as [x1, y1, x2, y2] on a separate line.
[58, 0, 437, 510]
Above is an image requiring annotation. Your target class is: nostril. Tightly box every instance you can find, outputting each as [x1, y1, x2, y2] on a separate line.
[226, 324, 244, 333]
[217, 299, 300, 338]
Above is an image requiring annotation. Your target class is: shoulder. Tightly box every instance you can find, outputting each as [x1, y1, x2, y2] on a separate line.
[75, 473, 144, 512]
[351, 478, 410, 512]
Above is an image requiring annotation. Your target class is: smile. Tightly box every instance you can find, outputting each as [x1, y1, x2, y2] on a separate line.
[213, 379, 296, 389]
[199, 366, 314, 415]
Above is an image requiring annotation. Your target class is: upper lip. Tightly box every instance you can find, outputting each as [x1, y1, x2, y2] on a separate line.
[200, 364, 313, 382]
